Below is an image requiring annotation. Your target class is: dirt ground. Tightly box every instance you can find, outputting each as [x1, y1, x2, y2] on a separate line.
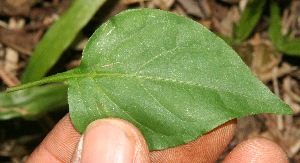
[0, 0, 300, 162]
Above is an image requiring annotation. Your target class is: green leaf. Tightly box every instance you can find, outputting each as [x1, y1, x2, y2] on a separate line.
[218, 34, 235, 45]
[268, 1, 300, 56]
[1, 84, 68, 120]
[269, 1, 283, 48]
[280, 38, 300, 55]
[234, 0, 266, 43]
[21, 0, 107, 83]
[8, 9, 292, 150]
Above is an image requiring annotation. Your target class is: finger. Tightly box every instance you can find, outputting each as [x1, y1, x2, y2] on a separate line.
[223, 137, 289, 163]
[72, 118, 150, 163]
[150, 119, 237, 162]
[26, 114, 81, 163]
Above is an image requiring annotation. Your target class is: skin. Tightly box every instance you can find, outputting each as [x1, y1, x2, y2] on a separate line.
[26, 114, 288, 163]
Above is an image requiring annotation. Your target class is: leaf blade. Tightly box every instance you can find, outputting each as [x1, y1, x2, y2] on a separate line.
[64, 9, 291, 150]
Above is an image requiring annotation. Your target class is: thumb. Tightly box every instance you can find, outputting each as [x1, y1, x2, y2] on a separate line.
[71, 118, 150, 163]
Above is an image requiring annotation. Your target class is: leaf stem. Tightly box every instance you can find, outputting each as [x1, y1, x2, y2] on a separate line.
[6, 71, 126, 92]
[6, 73, 70, 92]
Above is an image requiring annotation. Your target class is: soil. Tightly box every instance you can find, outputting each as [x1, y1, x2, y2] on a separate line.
[0, 0, 299, 162]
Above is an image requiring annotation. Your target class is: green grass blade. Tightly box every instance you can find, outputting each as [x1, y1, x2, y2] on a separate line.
[21, 0, 107, 83]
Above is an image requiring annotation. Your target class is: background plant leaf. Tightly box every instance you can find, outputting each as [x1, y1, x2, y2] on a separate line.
[8, 9, 292, 150]
[269, 1, 283, 48]
[268, 1, 300, 56]
[280, 38, 300, 55]
[1, 84, 68, 120]
[234, 0, 266, 43]
[21, 0, 107, 83]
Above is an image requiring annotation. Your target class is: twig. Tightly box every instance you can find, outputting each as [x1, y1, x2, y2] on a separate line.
[0, 69, 20, 87]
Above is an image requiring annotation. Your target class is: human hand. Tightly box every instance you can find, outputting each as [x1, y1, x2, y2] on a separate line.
[26, 114, 288, 163]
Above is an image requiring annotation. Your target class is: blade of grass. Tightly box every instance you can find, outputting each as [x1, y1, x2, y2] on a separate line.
[21, 0, 107, 83]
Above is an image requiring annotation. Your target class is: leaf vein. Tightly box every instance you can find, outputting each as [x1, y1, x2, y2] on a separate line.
[89, 78, 165, 135]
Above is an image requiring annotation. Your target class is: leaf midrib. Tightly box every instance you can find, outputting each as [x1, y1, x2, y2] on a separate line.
[71, 72, 259, 102]
[8, 71, 260, 104]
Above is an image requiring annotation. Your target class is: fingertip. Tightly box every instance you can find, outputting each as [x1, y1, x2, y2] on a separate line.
[223, 137, 288, 163]
[73, 118, 150, 163]
[26, 114, 81, 163]
[151, 119, 237, 162]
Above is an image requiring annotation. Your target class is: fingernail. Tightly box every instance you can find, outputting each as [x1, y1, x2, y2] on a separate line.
[71, 135, 84, 163]
[80, 123, 136, 163]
